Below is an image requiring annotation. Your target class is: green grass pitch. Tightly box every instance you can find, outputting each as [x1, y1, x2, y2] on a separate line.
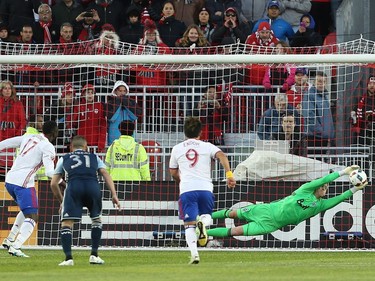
[1, 249, 374, 281]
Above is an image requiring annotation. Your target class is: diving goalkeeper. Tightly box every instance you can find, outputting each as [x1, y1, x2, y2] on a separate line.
[207, 165, 368, 237]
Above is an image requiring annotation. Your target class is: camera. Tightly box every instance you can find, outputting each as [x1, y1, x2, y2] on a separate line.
[84, 12, 93, 17]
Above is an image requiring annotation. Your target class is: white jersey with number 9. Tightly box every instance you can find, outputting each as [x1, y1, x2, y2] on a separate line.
[169, 139, 221, 194]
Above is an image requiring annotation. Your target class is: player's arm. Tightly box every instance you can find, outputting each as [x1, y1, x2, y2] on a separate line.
[51, 174, 64, 203]
[169, 147, 180, 185]
[50, 157, 64, 203]
[99, 167, 121, 210]
[97, 155, 120, 209]
[169, 168, 180, 185]
[319, 175, 368, 212]
[296, 165, 360, 194]
[0, 136, 23, 150]
[42, 145, 57, 178]
[215, 151, 236, 189]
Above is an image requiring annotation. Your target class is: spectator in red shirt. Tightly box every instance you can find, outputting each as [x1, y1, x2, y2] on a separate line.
[44, 82, 77, 151]
[196, 84, 229, 145]
[245, 21, 279, 86]
[135, 19, 172, 84]
[94, 25, 121, 87]
[0, 80, 27, 169]
[67, 84, 107, 151]
[0, 80, 27, 140]
[351, 77, 375, 143]
[245, 21, 279, 47]
[262, 41, 295, 92]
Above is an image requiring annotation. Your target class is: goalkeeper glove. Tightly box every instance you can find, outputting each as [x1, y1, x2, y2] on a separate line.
[341, 165, 360, 176]
[350, 181, 368, 193]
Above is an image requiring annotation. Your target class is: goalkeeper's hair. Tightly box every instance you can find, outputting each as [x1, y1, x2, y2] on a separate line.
[184, 117, 202, 138]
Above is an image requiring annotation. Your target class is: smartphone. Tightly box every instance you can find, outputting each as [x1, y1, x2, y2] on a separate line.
[84, 12, 93, 17]
[300, 22, 306, 28]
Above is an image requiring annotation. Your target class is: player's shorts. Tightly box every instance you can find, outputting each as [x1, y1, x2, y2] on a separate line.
[5, 182, 38, 215]
[178, 190, 214, 223]
[61, 179, 102, 221]
[237, 204, 279, 235]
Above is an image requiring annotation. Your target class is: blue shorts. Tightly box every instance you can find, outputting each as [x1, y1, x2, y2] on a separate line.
[61, 179, 102, 221]
[5, 183, 38, 215]
[178, 190, 214, 223]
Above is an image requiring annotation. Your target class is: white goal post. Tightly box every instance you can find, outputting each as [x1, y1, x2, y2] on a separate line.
[0, 54, 375, 64]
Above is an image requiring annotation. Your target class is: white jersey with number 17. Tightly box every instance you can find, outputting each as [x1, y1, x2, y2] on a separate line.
[169, 139, 221, 194]
[0, 134, 56, 188]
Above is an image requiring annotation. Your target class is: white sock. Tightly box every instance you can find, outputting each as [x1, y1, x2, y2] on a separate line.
[12, 218, 36, 249]
[8, 211, 25, 241]
[185, 226, 198, 257]
[200, 214, 212, 227]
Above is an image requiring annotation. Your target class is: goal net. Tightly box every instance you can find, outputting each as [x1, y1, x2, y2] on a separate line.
[0, 37, 374, 249]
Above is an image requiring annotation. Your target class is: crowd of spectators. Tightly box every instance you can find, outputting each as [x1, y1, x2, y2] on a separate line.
[0, 0, 369, 168]
[0, 0, 329, 47]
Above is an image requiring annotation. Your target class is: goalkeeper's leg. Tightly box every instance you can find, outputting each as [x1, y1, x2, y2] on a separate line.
[207, 227, 233, 237]
[207, 225, 245, 237]
[212, 209, 237, 219]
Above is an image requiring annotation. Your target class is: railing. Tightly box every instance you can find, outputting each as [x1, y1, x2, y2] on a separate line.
[17, 84, 280, 134]
[5, 84, 372, 183]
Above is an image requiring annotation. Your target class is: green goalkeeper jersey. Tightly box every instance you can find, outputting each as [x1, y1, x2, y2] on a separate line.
[267, 171, 353, 228]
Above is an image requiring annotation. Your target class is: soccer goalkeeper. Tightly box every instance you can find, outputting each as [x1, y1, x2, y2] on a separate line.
[207, 165, 368, 237]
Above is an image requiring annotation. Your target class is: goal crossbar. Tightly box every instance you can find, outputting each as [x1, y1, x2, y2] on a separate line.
[0, 54, 375, 64]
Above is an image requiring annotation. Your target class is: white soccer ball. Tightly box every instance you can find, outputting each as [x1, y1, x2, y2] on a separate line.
[349, 170, 368, 187]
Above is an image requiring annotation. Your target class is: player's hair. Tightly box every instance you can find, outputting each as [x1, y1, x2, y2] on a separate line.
[184, 116, 202, 138]
[42, 120, 58, 134]
[119, 120, 135, 136]
[71, 135, 87, 149]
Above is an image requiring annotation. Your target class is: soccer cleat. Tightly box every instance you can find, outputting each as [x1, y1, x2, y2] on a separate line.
[188, 255, 200, 265]
[89, 255, 105, 265]
[196, 219, 208, 247]
[2, 238, 13, 250]
[59, 259, 74, 266]
[8, 245, 29, 257]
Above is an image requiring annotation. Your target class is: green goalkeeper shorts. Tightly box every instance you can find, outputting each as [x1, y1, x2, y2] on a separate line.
[236, 204, 280, 236]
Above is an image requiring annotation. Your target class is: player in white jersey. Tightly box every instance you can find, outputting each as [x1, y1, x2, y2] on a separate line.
[1, 121, 58, 257]
[169, 117, 236, 264]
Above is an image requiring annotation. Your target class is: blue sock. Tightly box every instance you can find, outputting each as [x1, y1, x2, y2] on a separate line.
[60, 226, 73, 260]
[91, 224, 102, 256]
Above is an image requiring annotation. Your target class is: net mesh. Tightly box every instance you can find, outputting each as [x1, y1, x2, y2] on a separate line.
[0, 37, 374, 249]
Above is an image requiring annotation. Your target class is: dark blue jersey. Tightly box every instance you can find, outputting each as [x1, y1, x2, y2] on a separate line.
[62, 150, 99, 182]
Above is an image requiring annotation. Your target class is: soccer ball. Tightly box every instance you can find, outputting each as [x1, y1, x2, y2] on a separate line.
[349, 170, 368, 187]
